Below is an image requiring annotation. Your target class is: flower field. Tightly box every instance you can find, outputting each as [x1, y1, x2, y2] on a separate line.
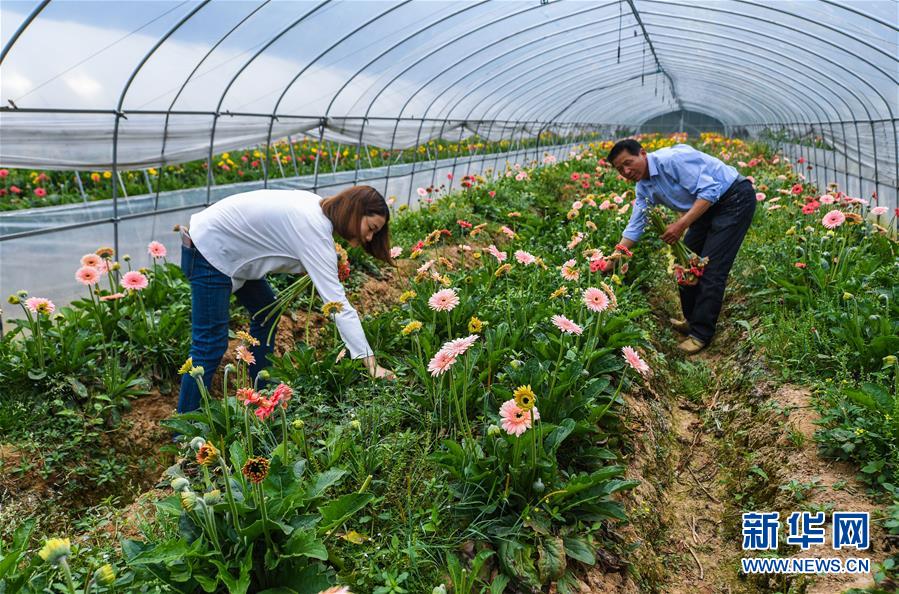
[1, 134, 897, 593]
[0, 131, 594, 211]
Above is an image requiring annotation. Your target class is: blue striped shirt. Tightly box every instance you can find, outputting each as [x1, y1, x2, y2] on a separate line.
[622, 144, 740, 242]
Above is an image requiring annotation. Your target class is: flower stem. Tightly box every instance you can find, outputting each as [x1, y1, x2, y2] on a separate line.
[59, 559, 77, 594]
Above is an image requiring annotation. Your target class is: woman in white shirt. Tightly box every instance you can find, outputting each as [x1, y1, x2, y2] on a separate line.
[177, 185, 394, 414]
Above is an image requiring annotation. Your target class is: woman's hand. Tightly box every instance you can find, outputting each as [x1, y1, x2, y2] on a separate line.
[363, 355, 395, 380]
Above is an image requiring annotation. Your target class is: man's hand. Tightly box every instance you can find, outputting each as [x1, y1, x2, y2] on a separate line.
[661, 221, 687, 245]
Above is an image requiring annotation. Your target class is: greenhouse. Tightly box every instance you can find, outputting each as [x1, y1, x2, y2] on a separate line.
[0, 0, 896, 592]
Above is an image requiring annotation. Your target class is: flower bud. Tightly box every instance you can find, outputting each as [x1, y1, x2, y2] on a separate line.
[842, 292, 854, 301]
[180, 490, 198, 511]
[95, 564, 116, 586]
[170, 477, 190, 492]
[257, 369, 271, 381]
[189, 437, 206, 451]
[38, 537, 71, 567]
[224, 363, 236, 374]
[17, 290, 28, 298]
[350, 419, 361, 430]
[203, 489, 222, 505]
[487, 424, 501, 437]
[433, 586, 448, 594]
[111, 262, 121, 271]
[189, 366, 205, 379]
[123, 254, 131, 262]
[884, 355, 897, 366]
[7, 295, 20, 305]
[292, 419, 305, 430]
[532, 478, 545, 493]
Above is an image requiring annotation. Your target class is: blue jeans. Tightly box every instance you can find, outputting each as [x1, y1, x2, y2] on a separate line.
[178, 244, 278, 413]
[679, 179, 756, 344]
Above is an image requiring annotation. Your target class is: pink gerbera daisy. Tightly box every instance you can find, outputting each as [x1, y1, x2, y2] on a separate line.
[560, 259, 579, 281]
[440, 335, 478, 357]
[121, 271, 149, 291]
[25, 297, 56, 315]
[271, 383, 293, 408]
[755, 193, 766, 202]
[499, 399, 540, 436]
[622, 346, 650, 376]
[428, 288, 459, 312]
[870, 206, 888, 216]
[514, 250, 536, 265]
[76, 266, 100, 286]
[390, 246, 402, 258]
[819, 194, 835, 205]
[821, 209, 846, 229]
[551, 314, 583, 335]
[235, 345, 256, 365]
[599, 199, 612, 210]
[100, 292, 126, 301]
[500, 226, 516, 238]
[583, 287, 609, 312]
[148, 241, 167, 258]
[567, 232, 584, 250]
[427, 350, 458, 376]
[81, 253, 102, 267]
[486, 244, 507, 262]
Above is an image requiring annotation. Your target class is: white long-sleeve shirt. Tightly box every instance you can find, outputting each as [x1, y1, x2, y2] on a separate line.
[189, 189, 373, 359]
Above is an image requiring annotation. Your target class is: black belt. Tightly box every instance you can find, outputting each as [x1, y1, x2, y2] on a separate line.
[719, 177, 752, 203]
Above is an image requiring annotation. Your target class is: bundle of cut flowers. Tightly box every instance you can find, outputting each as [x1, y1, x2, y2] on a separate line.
[647, 207, 709, 286]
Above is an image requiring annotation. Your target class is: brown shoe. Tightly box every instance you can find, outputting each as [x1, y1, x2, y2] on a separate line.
[677, 336, 707, 354]
[669, 317, 691, 334]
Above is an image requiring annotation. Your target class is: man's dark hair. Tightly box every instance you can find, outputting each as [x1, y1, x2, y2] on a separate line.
[607, 139, 643, 163]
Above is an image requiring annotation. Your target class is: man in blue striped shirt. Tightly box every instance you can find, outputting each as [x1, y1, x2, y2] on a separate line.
[609, 139, 756, 354]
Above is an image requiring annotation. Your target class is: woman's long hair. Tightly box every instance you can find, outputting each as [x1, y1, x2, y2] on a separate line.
[320, 185, 392, 263]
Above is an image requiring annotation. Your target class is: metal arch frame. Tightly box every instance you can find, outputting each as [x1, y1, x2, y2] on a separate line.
[398, 7, 629, 147]
[156, 1, 272, 196]
[352, 1, 616, 153]
[351, 0, 581, 185]
[423, 13, 643, 124]
[634, 10, 895, 194]
[651, 0, 899, 71]
[496, 50, 798, 127]
[461, 41, 768, 126]
[388, 5, 629, 189]
[307, 0, 491, 190]
[521, 32, 871, 138]
[564, 75, 788, 135]
[0, 0, 51, 66]
[204, 0, 331, 203]
[110, 0, 211, 255]
[261, 0, 413, 188]
[624, 0, 682, 111]
[506, 17, 879, 126]
[321, 0, 492, 118]
[638, 9, 895, 119]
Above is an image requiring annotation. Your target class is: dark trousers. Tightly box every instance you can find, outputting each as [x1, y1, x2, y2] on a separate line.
[178, 244, 277, 413]
[679, 179, 756, 343]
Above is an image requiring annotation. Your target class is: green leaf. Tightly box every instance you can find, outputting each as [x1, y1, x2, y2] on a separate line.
[561, 536, 595, 565]
[318, 492, 374, 532]
[543, 418, 576, 455]
[284, 530, 328, 561]
[497, 540, 540, 588]
[538, 536, 566, 582]
[307, 469, 346, 499]
[124, 540, 190, 565]
[210, 544, 253, 594]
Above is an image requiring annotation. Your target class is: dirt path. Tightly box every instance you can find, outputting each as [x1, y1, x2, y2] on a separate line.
[635, 328, 890, 593]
